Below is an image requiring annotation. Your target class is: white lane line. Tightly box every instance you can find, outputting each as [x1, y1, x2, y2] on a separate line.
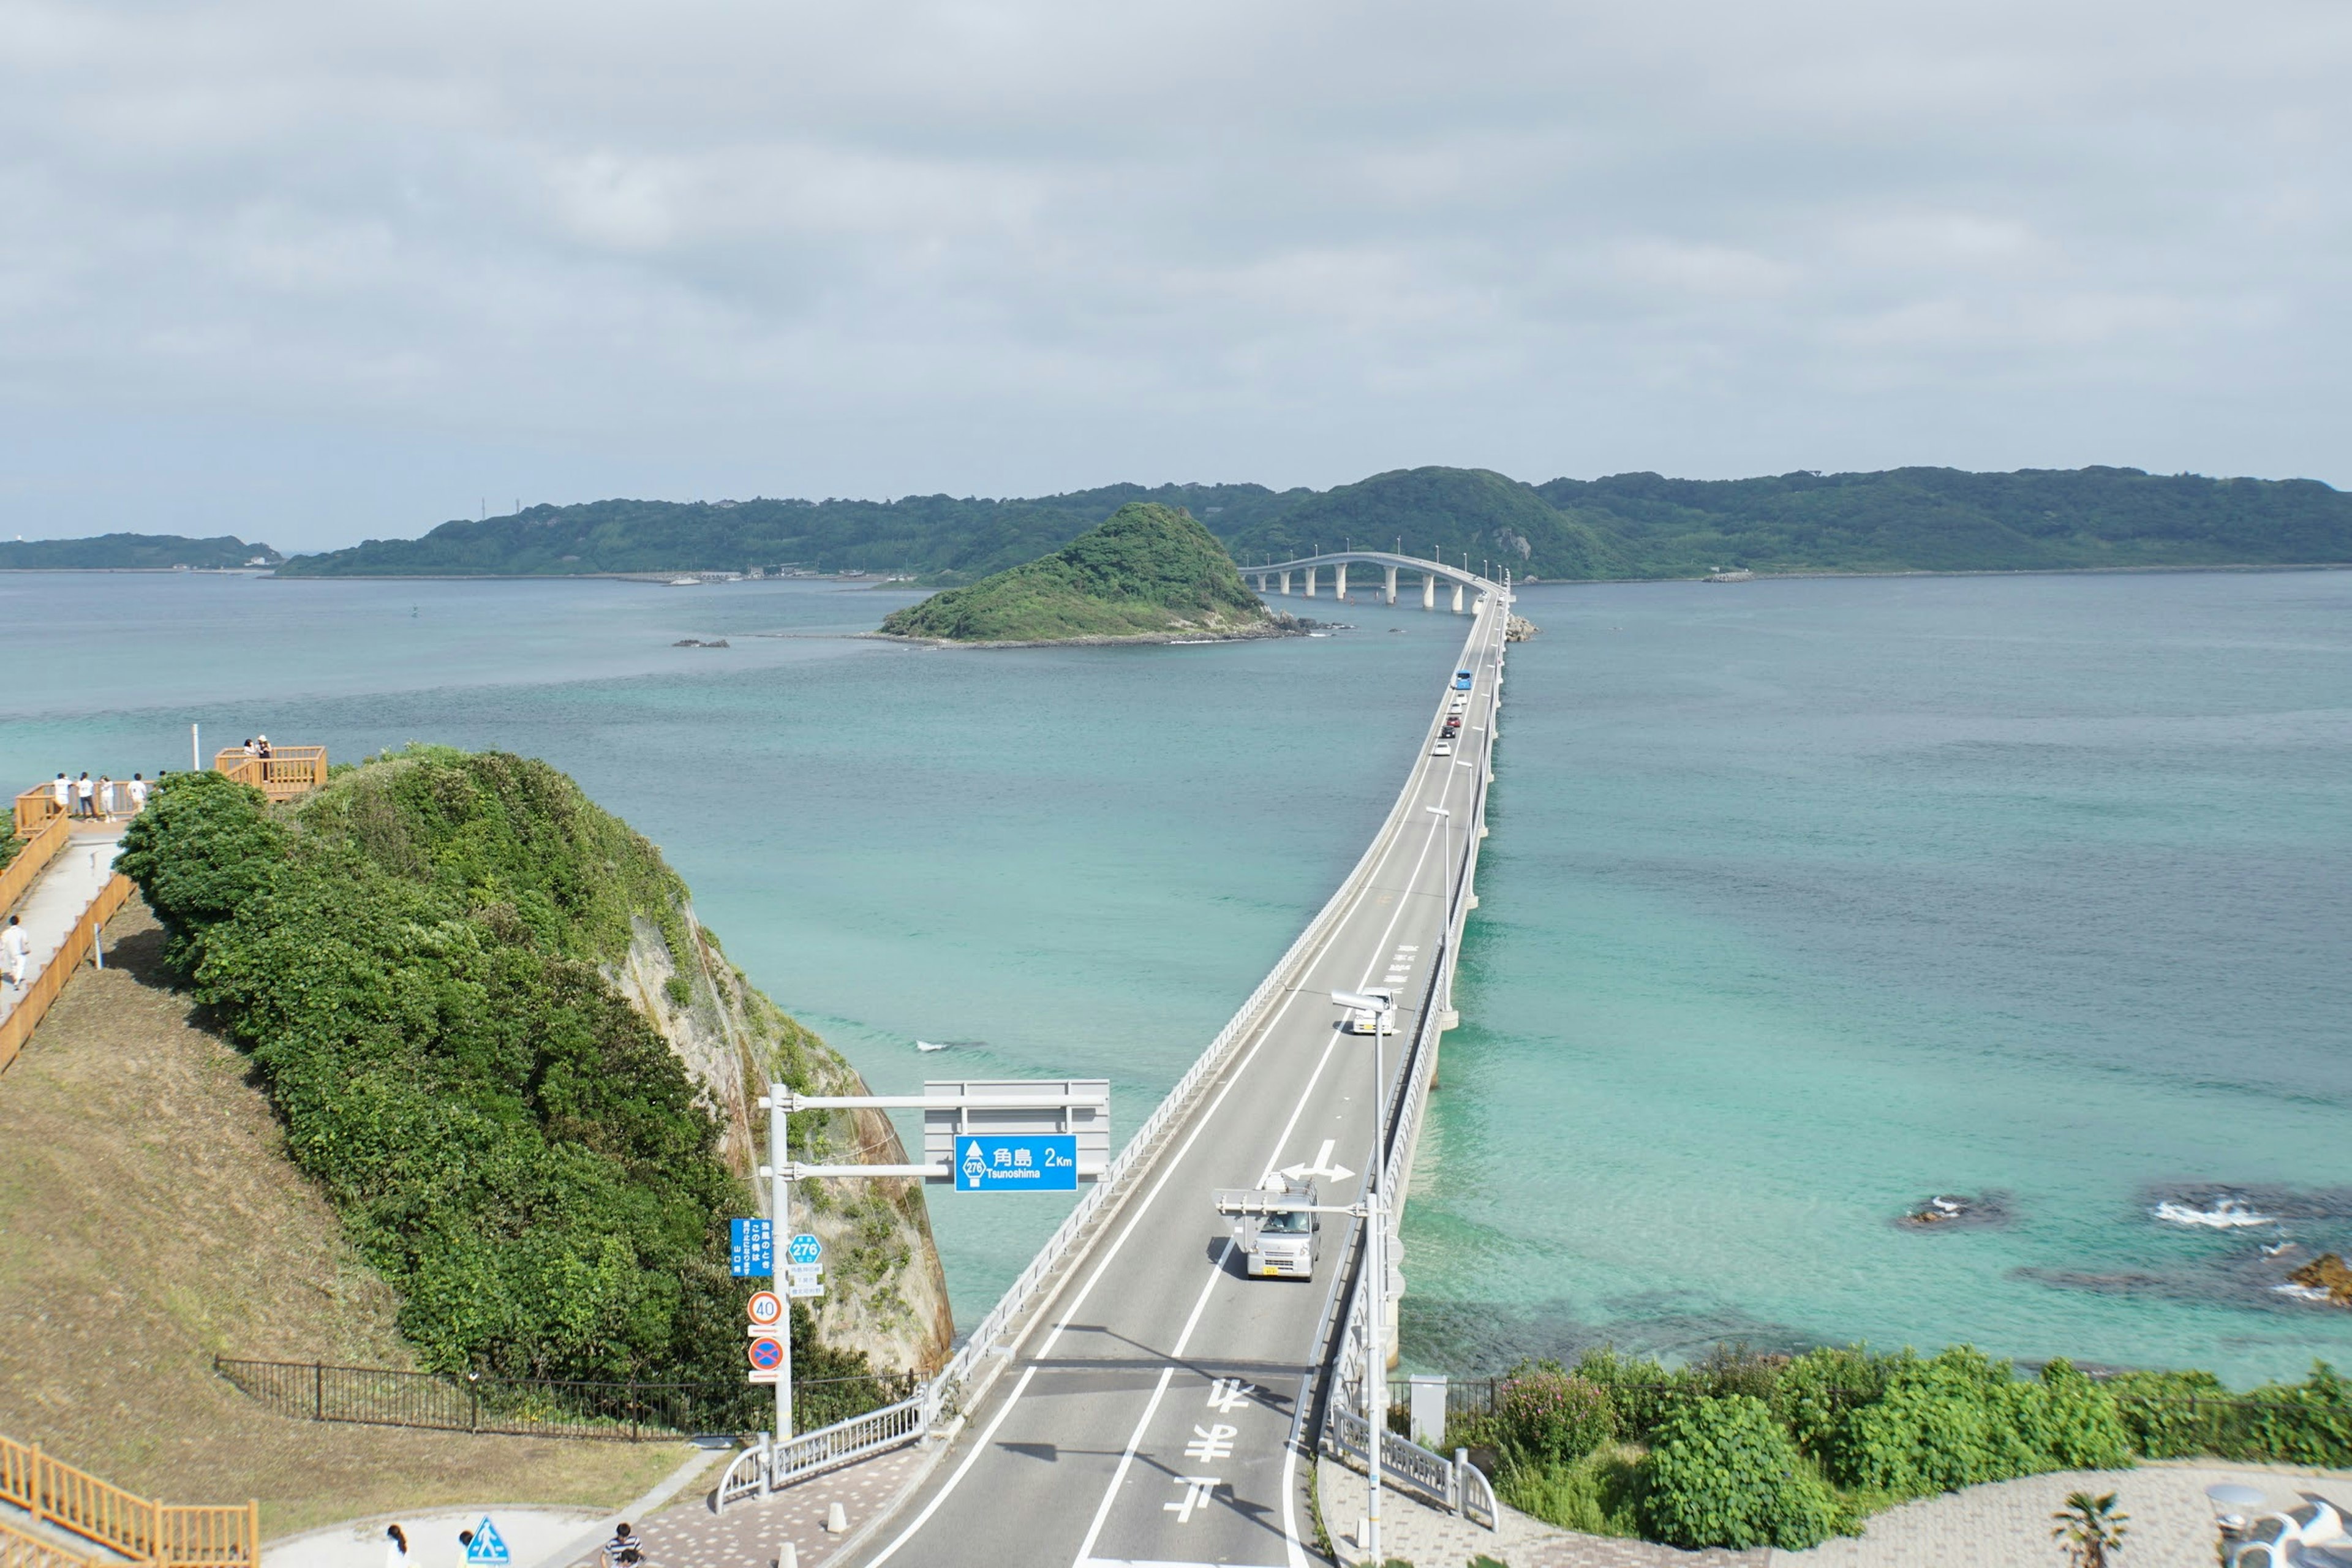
[1069, 1240, 1233, 1565]
[863, 1363, 1040, 1565]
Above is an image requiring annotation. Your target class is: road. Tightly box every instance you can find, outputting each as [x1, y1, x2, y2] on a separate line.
[857, 594, 1509, 1568]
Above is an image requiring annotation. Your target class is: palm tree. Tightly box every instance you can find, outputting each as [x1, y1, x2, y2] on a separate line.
[2052, 1490, 2130, 1567]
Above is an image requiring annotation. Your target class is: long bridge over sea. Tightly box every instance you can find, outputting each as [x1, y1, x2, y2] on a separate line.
[747, 556, 1518, 1568]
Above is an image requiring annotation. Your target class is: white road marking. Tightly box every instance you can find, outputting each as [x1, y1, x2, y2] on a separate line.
[1183, 1424, 1237, 1462]
[1163, 1477, 1221, 1523]
[1205, 1379, 1251, 1414]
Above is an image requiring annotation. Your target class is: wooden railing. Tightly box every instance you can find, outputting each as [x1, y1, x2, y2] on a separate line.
[0, 816, 71, 918]
[0, 875, 133, 1079]
[0, 1436, 255, 1568]
[211, 748, 325, 803]
[12, 788, 62, 839]
[0, 1516, 105, 1568]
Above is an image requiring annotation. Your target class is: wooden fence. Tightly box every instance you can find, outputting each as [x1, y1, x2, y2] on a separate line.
[0, 875, 133, 1078]
[0, 816, 71, 918]
[0, 1436, 255, 1568]
[211, 748, 326, 803]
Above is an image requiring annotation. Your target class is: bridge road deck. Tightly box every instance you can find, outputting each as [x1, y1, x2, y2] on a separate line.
[856, 595, 1509, 1568]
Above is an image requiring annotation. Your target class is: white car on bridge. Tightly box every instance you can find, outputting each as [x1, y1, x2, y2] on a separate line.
[1343, 988, 1396, 1035]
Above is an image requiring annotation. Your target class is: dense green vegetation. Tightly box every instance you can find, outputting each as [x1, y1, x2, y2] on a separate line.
[878, 502, 1273, 642]
[276, 465, 2352, 582]
[0, 533, 280, 570]
[1452, 1344, 2352, 1551]
[115, 752, 880, 1398]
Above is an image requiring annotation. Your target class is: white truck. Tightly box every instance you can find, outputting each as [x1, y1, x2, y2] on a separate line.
[1213, 1177, 1322, 1280]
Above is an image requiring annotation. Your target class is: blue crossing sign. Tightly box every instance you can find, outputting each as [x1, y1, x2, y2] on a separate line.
[729, 1217, 773, 1278]
[464, 1520, 509, 1566]
[956, 1134, 1078, 1193]
[787, 1232, 822, 1267]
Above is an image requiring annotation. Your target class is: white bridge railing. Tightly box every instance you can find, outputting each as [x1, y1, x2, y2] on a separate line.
[718, 576, 1511, 1513]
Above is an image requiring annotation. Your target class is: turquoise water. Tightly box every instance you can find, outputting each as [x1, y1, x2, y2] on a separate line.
[6, 568, 2348, 1386]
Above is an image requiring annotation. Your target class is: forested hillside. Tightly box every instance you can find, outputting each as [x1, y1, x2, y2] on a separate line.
[118, 750, 951, 1387]
[274, 466, 2352, 582]
[0, 533, 280, 570]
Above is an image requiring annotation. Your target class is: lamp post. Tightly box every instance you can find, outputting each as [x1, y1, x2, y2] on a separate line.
[1331, 987, 1392, 1566]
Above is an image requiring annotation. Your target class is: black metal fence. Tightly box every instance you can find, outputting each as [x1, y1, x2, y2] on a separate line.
[214, 1357, 918, 1442]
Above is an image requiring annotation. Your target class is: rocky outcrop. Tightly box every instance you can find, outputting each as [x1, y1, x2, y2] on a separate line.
[2288, 1253, 2352, 1306]
[609, 908, 956, 1374]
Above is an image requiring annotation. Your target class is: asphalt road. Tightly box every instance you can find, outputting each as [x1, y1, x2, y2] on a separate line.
[858, 597, 1509, 1568]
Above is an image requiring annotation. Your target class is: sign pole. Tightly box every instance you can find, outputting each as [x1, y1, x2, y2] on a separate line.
[769, 1087, 793, 1447]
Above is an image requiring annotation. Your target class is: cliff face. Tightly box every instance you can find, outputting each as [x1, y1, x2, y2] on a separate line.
[609, 910, 954, 1372]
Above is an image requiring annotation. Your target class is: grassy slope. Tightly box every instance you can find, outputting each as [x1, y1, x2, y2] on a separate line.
[0, 900, 682, 1536]
[878, 502, 1273, 642]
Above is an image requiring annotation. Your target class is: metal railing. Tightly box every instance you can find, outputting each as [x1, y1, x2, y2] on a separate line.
[0, 1434, 256, 1568]
[716, 1393, 929, 1504]
[1313, 592, 1509, 1531]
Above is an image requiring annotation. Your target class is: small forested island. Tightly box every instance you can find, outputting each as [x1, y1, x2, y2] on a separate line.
[0, 532, 281, 570]
[266, 464, 2352, 582]
[878, 501, 1279, 644]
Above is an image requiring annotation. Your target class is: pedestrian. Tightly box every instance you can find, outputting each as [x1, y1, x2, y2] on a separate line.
[600, 1524, 639, 1568]
[95, 775, 113, 820]
[50, 773, 67, 821]
[239, 738, 255, 759]
[256, 735, 271, 760]
[456, 1529, 473, 1565]
[127, 774, 149, 813]
[73, 772, 94, 818]
[2, 916, 27, 989]
[382, 1525, 408, 1568]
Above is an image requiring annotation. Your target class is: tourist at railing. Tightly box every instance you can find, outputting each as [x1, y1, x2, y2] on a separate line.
[127, 774, 148, 813]
[50, 774, 67, 820]
[96, 775, 113, 820]
[73, 772, 94, 818]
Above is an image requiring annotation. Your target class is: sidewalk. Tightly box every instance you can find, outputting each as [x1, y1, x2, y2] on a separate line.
[0, 827, 126, 1029]
[614, 1444, 933, 1568]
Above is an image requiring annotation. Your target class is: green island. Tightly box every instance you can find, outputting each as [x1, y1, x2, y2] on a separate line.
[0, 532, 281, 570]
[115, 749, 949, 1408]
[876, 500, 1280, 644]
[1453, 1343, 2352, 1551]
[264, 464, 2352, 582]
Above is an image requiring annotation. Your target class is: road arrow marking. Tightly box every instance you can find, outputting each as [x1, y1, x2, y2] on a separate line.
[1279, 1139, 1353, 1183]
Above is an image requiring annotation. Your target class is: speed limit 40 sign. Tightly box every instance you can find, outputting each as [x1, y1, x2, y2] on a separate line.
[746, 1290, 785, 1328]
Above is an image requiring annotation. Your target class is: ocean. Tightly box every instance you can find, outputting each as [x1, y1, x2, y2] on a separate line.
[6, 565, 2347, 1387]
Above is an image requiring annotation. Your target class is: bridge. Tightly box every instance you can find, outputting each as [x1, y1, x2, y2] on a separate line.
[1245, 549, 1507, 616]
[764, 568, 1515, 1567]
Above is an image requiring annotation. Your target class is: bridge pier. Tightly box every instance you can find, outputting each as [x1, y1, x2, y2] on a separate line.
[1279, 570, 1291, 595]
[1304, 566, 1317, 598]
[1422, 574, 1435, 610]
[1451, 582, 1464, 614]
[1335, 562, 1348, 600]
[1384, 566, 1398, 605]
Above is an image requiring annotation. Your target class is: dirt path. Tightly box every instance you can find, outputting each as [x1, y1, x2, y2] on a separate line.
[0, 899, 684, 1538]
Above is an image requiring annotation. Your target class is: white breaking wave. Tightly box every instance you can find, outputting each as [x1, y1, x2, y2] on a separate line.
[915, 1039, 951, 1053]
[2153, 1197, 2278, 1229]
[2274, 1283, 2334, 1303]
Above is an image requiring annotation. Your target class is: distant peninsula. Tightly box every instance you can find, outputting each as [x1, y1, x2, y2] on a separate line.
[0, 533, 281, 571]
[878, 502, 1278, 644]
[267, 464, 2352, 584]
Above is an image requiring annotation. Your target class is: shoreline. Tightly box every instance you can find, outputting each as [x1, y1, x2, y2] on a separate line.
[862, 621, 1309, 650]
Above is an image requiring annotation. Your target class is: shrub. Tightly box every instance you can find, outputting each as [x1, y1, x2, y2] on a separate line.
[2011, 1360, 2132, 1471]
[1572, 1346, 1688, 1440]
[1824, 1348, 2130, 1498]
[1496, 1363, 1617, 1466]
[2107, 1368, 2230, 1458]
[1497, 1442, 1648, 1538]
[1641, 1394, 1842, 1550]
[1773, 1346, 1890, 1458]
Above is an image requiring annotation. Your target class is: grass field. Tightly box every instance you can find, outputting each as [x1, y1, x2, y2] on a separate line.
[0, 900, 687, 1537]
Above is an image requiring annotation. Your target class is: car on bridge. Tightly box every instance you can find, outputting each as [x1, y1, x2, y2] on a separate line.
[1214, 1177, 1322, 1280]
[1433, 738, 1454, 756]
[1453, 669, 1474, 690]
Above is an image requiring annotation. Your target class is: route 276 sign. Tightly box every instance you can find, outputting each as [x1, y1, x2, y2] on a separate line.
[956, 1134, 1078, 1193]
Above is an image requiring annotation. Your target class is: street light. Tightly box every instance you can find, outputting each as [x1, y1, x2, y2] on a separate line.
[1331, 986, 1392, 1566]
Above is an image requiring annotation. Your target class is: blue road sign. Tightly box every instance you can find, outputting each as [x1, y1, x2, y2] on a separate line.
[464, 1520, 510, 1566]
[787, 1232, 821, 1267]
[729, 1218, 773, 1278]
[956, 1134, 1078, 1193]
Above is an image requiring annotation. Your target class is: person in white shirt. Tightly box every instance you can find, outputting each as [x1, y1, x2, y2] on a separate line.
[50, 774, 68, 819]
[2, 916, 28, 989]
[73, 772, 94, 818]
[127, 774, 149, 813]
[95, 775, 113, 820]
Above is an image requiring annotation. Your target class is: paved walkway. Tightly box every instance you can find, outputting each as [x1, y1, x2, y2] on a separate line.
[1317, 1455, 1764, 1568]
[1774, 1460, 2352, 1568]
[0, 827, 126, 1027]
[608, 1444, 932, 1568]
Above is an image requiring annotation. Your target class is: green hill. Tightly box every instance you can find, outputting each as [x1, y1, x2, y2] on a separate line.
[116, 748, 951, 1390]
[272, 466, 2352, 584]
[0, 533, 280, 570]
[878, 502, 1275, 643]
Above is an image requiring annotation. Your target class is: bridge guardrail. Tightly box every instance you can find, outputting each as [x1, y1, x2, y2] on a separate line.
[717, 1393, 927, 1504]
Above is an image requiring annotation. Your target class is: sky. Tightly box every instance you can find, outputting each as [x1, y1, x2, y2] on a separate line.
[3, 0, 2346, 553]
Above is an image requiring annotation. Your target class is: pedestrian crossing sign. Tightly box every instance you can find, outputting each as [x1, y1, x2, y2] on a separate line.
[465, 1520, 510, 1565]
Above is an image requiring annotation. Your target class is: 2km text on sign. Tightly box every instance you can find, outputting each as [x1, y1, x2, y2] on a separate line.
[956, 1134, 1078, 1193]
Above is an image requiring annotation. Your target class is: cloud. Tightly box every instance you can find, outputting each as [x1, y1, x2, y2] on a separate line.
[1, 0, 2346, 547]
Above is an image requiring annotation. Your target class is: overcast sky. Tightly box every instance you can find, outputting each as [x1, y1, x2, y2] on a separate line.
[4, 0, 2346, 551]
